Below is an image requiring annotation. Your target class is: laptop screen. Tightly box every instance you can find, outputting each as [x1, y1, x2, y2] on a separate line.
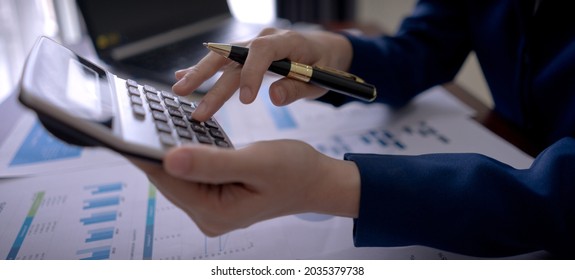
[76, 0, 231, 52]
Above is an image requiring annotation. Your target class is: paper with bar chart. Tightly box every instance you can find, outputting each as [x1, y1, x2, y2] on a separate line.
[0, 165, 145, 260]
[0, 164, 263, 260]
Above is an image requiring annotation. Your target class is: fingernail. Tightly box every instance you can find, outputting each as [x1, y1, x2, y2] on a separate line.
[240, 86, 252, 103]
[273, 87, 286, 105]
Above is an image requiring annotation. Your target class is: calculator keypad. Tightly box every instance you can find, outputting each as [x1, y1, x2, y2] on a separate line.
[125, 79, 232, 148]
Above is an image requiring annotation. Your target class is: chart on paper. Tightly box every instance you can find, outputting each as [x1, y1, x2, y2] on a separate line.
[0, 175, 146, 260]
[0, 165, 256, 260]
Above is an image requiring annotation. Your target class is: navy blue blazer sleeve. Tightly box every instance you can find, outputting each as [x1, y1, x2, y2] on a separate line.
[318, 0, 472, 107]
[315, 0, 575, 257]
[345, 137, 575, 257]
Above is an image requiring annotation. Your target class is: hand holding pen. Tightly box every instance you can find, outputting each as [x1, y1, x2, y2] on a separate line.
[204, 43, 376, 102]
[172, 28, 371, 121]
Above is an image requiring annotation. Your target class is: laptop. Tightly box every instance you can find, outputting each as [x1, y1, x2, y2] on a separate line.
[76, 0, 287, 91]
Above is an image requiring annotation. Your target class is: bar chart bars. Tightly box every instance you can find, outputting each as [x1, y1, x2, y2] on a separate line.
[76, 245, 111, 260]
[83, 196, 120, 209]
[80, 211, 117, 226]
[85, 182, 123, 195]
[74, 183, 124, 259]
[0, 164, 155, 260]
[143, 184, 156, 260]
[86, 227, 115, 243]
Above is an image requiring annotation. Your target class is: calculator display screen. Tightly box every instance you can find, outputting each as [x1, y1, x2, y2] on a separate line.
[66, 59, 103, 120]
[62, 56, 114, 128]
[29, 38, 114, 128]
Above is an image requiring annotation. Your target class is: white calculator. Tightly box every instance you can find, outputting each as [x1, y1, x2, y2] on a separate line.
[18, 36, 233, 163]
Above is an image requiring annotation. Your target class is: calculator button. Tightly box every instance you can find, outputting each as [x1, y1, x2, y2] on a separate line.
[152, 111, 168, 122]
[180, 104, 194, 114]
[209, 129, 225, 139]
[161, 90, 176, 100]
[215, 140, 230, 148]
[167, 107, 183, 118]
[204, 119, 219, 129]
[143, 85, 158, 93]
[131, 104, 146, 118]
[128, 86, 140, 96]
[189, 122, 207, 134]
[145, 92, 161, 103]
[177, 98, 193, 106]
[155, 121, 172, 133]
[171, 117, 187, 127]
[180, 138, 194, 145]
[126, 79, 139, 88]
[159, 132, 177, 146]
[130, 95, 143, 105]
[149, 101, 165, 112]
[164, 98, 179, 108]
[196, 134, 213, 144]
[176, 127, 193, 139]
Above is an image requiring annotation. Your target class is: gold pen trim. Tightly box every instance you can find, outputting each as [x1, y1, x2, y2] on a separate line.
[287, 62, 312, 82]
[204, 42, 231, 58]
[315, 65, 366, 83]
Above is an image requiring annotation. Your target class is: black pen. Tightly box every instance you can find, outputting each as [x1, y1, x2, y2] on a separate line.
[203, 42, 377, 102]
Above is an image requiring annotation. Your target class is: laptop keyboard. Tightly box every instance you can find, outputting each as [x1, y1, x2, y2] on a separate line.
[125, 79, 232, 148]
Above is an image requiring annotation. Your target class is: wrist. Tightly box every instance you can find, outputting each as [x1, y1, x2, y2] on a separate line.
[311, 155, 361, 218]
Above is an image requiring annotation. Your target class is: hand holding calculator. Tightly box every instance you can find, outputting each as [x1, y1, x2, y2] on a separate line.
[18, 37, 233, 163]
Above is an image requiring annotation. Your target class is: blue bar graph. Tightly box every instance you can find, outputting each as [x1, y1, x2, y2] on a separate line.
[86, 183, 123, 195]
[77, 245, 111, 260]
[80, 211, 117, 225]
[83, 196, 120, 209]
[86, 227, 115, 243]
[143, 185, 157, 260]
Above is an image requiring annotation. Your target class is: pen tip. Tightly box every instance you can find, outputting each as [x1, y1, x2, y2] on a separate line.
[203, 42, 208, 47]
